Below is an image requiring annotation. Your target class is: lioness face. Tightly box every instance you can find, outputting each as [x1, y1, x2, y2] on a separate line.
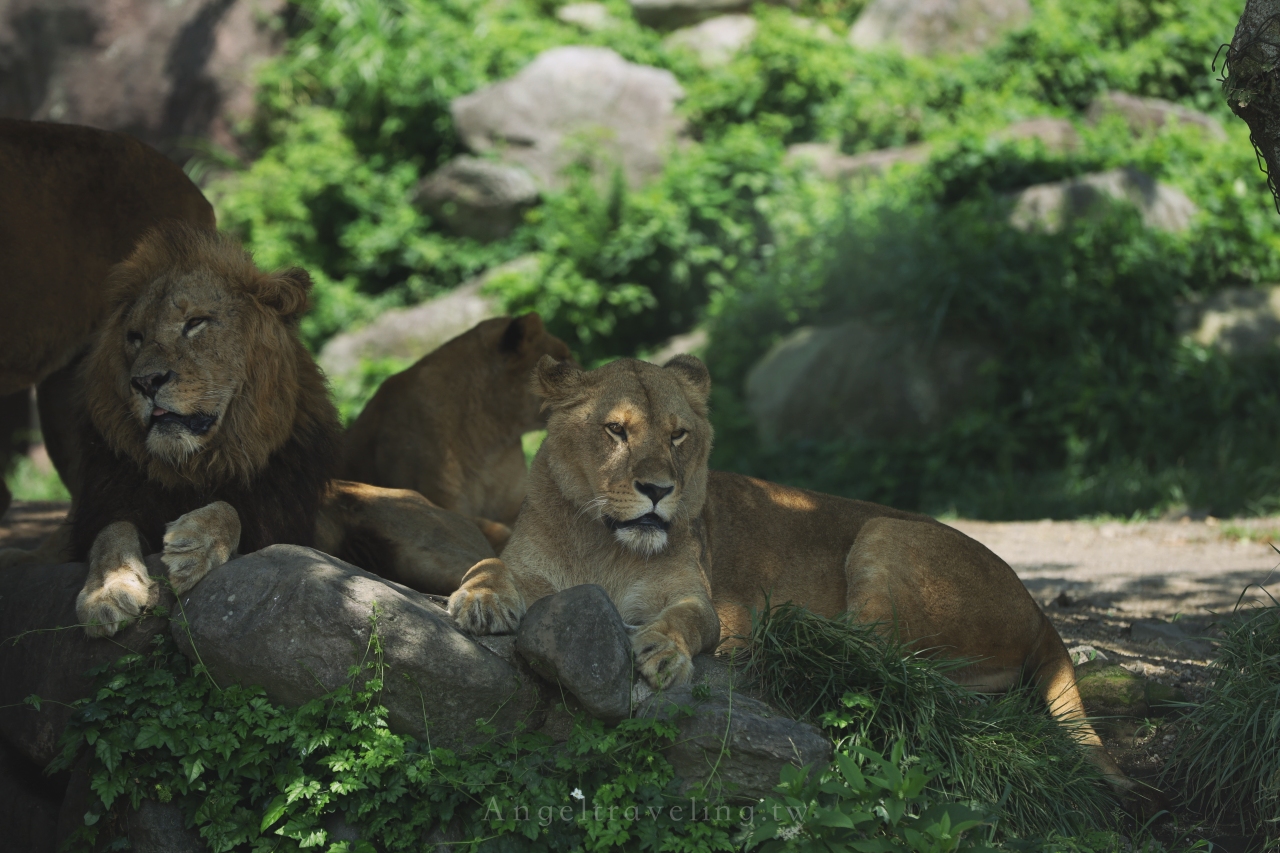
[536, 356, 713, 556]
[117, 272, 252, 463]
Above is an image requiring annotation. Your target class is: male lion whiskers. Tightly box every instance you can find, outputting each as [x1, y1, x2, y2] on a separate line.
[448, 354, 1136, 796]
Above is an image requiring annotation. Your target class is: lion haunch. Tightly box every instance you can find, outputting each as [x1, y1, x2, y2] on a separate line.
[449, 355, 1132, 792]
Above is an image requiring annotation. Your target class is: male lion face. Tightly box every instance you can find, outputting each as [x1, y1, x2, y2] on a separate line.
[118, 271, 250, 462]
[535, 356, 713, 555]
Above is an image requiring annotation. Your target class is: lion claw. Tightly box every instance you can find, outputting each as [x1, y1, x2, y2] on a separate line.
[632, 627, 693, 690]
[77, 566, 153, 638]
[162, 502, 239, 595]
[448, 585, 524, 635]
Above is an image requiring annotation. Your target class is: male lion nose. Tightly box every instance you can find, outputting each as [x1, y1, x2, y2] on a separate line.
[635, 481, 674, 506]
[131, 370, 176, 397]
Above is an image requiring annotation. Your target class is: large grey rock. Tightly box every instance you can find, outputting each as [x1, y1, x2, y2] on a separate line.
[317, 257, 537, 383]
[129, 799, 207, 853]
[1130, 619, 1214, 659]
[991, 117, 1080, 153]
[415, 156, 540, 242]
[1008, 167, 1198, 234]
[173, 545, 542, 748]
[662, 15, 758, 66]
[1180, 285, 1280, 356]
[516, 585, 633, 721]
[745, 321, 991, 445]
[0, 557, 171, 768]
[0, 741, 58, 853]
[785, 142, 931, 181]
[0, 0, 286, 159]
[638, 687, 832, 801]
[556, 2, 619, 31]
[643, 327, 709, 365]
[452, 47, 684, 189]
[849, 0, 1032, 56]
[1086, 92, 1227, 141]
[630, 0, 751, 30]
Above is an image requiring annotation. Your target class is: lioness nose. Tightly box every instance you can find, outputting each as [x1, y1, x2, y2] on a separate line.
[131, 370, 176, 397]
[635, 481, 674, 506]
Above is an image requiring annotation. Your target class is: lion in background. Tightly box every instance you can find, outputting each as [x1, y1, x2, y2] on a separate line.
[0, 119, 215, 517]
[341, 313, 572, 528]
[0, 224, 495, 635]
[449, 355, 1131, 791]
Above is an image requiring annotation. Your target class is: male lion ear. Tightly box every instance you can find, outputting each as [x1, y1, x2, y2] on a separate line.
[664, 354, 711, 401]
[500, 313, 545, 354]
[533, 354, 584, 407]
[257, 267, 313, 317]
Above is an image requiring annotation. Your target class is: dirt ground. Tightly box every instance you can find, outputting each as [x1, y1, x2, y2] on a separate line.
[4, 501, 1274, 846]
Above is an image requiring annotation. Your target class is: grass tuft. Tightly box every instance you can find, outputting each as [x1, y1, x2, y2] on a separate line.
[1165, 601, 1280, 838]
[743, 603, 1117, 839]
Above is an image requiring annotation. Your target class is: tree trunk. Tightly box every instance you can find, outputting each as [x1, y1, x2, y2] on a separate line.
[1226, 1, 1280, 209]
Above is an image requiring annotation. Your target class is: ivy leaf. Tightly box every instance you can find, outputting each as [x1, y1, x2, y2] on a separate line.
[261, 794, 288, 832]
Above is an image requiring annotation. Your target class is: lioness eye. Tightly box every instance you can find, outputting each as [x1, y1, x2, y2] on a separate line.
[606, 422, 627, 440]
[672, 429, 689, 445]
[127, 331, 143, 345]
[183, 317, 210, 335]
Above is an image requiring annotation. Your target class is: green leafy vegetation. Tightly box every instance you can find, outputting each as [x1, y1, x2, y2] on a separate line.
[1165, 602, 1280, 841]
[194, 0, 1277, 522]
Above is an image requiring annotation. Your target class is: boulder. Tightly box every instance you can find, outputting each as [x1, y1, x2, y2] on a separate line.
[785, 142, 931, 181]
[991, 117, 1080, 153]
[1129, 619, 1214, 659]
[638, 686, 832, 801]
[451, 47, 684, 189]
[172, 545, 542, 748]
[317, 257, 536, 383]
[1008, 167, 1198, 234]
[0, 0, 286, 159]
[643, 327, 709, 365]
[1075, 662, 1182, 718]
[1086, 92, 1227, 141]
[629, 0, 752, 30]
[0, 557, 172, 768]
[0, 741, 59, 853]
[516, 585, 634, 721]
[662, 15, 758, 67]
[849, 0, 1032, 56]
[745, 321, 991, 445]
[128, 799, 207, 853]
[1179, 284, 1280, 357]
[556, 2, 619, 31]
[414, 156, 539, 243]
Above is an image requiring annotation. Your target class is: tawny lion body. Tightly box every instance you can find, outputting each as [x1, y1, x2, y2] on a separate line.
[449, 355, 1129, 789]
[0, 225, 493, 635]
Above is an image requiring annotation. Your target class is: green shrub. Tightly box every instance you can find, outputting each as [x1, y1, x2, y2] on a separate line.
[1165, 603, 1280, 840]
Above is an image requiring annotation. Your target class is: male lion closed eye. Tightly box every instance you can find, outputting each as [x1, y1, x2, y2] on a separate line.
[449, 355, 1132, 792]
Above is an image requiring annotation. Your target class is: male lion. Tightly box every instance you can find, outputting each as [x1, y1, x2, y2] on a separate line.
[341, 314, 572, 528]
[0, 119, 215, 516]
[449, 355, 1130, 788]
[46, 224, 493, 636]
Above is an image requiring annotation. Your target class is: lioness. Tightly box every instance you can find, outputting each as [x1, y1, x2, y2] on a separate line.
[449, 355, 1129, 787]
[0, 223, 494, 635]
[342, 314, 573, 527]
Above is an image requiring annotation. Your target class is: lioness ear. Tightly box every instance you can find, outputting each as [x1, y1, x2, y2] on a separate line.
[500, 313, 545, 354]
[664, 354, 711, 401]
[257, 267, 312, 317]
[534, 354, 584, 407]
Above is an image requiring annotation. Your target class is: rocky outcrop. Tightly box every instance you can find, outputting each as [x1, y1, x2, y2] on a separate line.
[415, 156, 539, 243]
[452, 47, 684, 189]
[0, 0, 286, 159]
[317, 257, 537, 384]
[556, 2, 620, 31]
[745, 321, 992, 445]
[1086, 91, 1227, 141]
[1179, 284, 1280, 357]
[785, 142, 931, 181]
[516, 585, 634, 721]
[1008, 167, 1198, 234]
[991, 117, 1080, 152]
[173, 545, 541, 749]
[849, 0, 1032, 56]
[629, 0, 753, 30]
[662, 15, 758, 66]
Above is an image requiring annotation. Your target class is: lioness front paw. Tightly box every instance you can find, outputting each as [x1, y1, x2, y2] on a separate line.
[76, 563, 154, 638]
[448, 559, 525, 635]
[162, 501, 240, 595]
[632, 626, 693, 690]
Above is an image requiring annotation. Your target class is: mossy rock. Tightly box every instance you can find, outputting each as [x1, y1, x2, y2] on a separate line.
[1075, 664, 1184, 718]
